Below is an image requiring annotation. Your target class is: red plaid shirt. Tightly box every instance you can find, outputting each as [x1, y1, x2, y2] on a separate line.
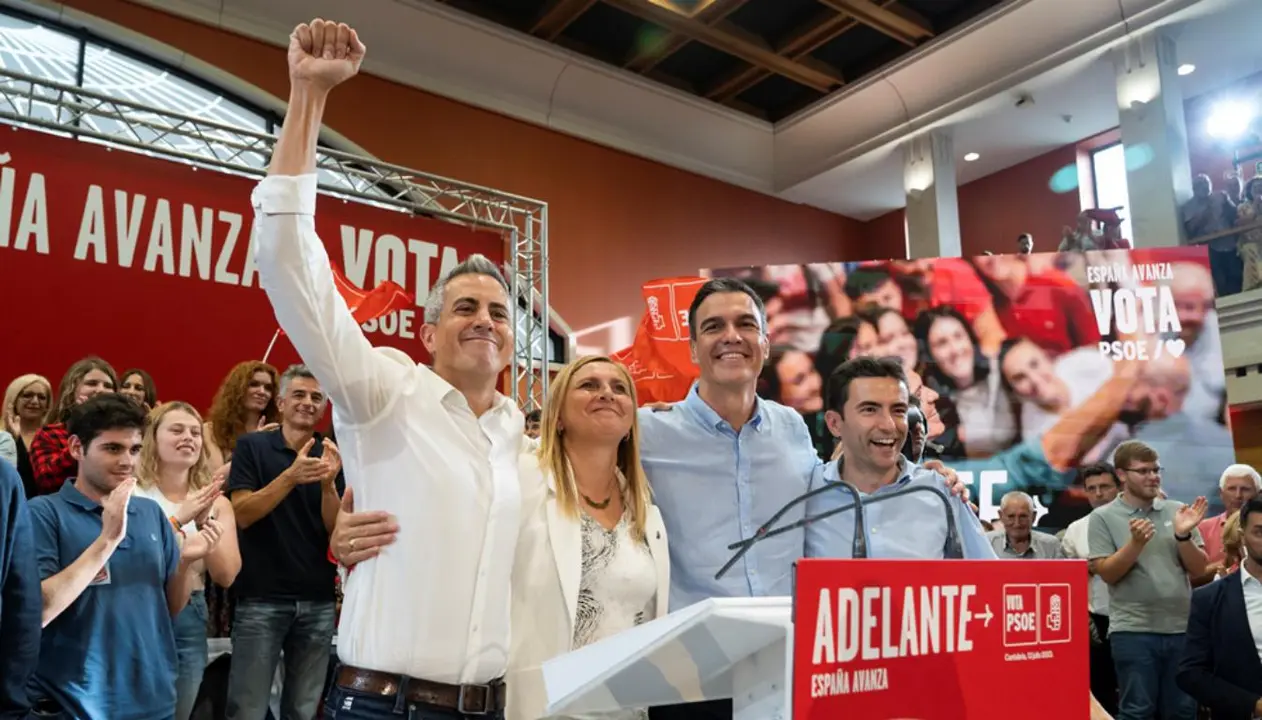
[30, 423, 76, 495]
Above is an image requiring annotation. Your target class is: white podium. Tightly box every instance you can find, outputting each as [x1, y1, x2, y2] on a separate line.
[538, 597, 793, 720]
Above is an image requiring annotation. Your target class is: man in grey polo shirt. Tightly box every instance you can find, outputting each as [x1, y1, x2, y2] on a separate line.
[988, 491, 1064, 559]
[1089, 440, 1209, 720]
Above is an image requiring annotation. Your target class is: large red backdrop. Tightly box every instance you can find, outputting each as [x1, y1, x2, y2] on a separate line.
[1, 127, 504, 409]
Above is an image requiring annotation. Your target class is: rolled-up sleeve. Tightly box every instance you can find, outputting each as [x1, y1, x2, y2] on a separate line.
[252, 175, 405, 424]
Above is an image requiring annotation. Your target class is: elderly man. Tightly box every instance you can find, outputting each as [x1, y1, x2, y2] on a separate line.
[989, 491, 1064, 559]
[1198, 464, 1261, 573]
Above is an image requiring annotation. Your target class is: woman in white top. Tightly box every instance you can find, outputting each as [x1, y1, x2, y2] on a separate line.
[135, 401, 242, 720]
[509, 355, 670, 720]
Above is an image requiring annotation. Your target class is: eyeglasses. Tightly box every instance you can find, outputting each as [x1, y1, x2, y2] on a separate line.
[1123, 466, 1162, 477]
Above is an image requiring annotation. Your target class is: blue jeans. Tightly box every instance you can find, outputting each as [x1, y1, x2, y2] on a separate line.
[173, 590, 209, 720]
[323, 683, 505, 720]
[1111, 631, 1198, 720]
[226, 599, 336, 720]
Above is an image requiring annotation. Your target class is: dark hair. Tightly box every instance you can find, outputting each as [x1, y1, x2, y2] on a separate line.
[687, 277, 767, 341]
[1241, 496, 1262, 532]
[119, 368, 158, 407]
[913, 306, 990, 389]
[843, 266, 896, 303]
[994, 336, 1036, 395]
[1078, 462, 1119, 487]
[816, 316, 872, 381]
[525, 410, 541, 424]
[758, 345, 801, 402]
[67, 393, 146, 449]
[825, 356, 907, 417]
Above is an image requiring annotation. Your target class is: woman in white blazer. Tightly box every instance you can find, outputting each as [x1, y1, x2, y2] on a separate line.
[508, 355, 670, 720]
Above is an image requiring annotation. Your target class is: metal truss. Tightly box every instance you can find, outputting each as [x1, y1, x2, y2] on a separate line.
[0, 67, 550, 409]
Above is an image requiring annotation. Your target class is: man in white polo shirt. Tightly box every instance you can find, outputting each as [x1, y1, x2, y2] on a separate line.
[253, 17, 522, 719]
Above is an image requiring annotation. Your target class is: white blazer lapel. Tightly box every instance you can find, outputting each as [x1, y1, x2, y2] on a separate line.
[545, 472, 583, 630]
[646, 506, 671, 619]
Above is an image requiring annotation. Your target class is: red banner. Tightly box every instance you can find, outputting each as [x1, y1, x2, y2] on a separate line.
[0, 127, 504, 409]
[793, 559, 1088, 719]
[610, 276, 706, 404]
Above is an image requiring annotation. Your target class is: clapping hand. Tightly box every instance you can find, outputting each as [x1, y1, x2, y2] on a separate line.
[181, 517, 224, 562]
[322, 438, 342, 483]
[286, 438, 331, 485]
[1129, 518, 1155, 545]
[100, 477, 136, 545]
[174, 480, 222, 527]
[1174, 496, 1208, 537]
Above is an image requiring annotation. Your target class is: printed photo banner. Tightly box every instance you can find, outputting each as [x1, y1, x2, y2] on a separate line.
[705, 248, 1236, 526]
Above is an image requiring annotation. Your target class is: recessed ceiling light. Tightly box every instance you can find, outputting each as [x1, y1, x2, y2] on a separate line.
[964, 152, 980, 162]
[1178, 63, 1196, 76]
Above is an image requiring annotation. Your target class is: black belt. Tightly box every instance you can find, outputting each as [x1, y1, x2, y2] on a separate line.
[335, 665, 507, 714]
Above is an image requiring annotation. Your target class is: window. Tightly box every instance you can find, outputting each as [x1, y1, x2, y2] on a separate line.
[0, 7, 383, 196]
[1090, 143, 1135, 242]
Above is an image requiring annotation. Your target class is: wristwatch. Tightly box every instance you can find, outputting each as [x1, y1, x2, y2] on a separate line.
[1174, 531, 1191, 542]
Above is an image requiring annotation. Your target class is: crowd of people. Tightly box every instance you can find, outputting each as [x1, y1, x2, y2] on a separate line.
[0, 17, 1259, 720]
[731, 243, 1235, 524]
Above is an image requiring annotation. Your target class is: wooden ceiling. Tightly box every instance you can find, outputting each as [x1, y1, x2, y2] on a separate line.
[433, 0, 1009, 121]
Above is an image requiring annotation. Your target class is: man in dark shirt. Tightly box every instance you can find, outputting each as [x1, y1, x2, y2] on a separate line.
[0, 458, 38, 718]
[226, 364, 344, 720]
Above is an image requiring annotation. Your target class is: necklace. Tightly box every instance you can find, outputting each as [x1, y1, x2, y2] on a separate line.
[580, 491, 612, 510]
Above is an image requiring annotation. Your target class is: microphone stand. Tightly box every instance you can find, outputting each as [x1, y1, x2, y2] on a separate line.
[714, 481, 964, 581]
[713, 480, 864, 581]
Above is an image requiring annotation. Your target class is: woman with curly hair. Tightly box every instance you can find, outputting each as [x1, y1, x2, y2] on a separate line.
[203, 361, 280, 473]
[28, 356, 117, 495]
[201, 361, 278, 639]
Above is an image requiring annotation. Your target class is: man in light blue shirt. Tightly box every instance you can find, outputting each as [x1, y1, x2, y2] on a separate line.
[804, 356, 996, 561]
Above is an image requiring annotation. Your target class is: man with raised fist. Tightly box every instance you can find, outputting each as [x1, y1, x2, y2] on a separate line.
[253, 18, 523, 720]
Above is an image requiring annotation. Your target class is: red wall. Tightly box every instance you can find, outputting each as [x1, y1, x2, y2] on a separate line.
[863, 144, 1089, 258]
[53, 0, 895, 361]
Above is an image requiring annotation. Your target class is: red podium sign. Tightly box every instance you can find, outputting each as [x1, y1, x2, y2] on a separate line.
[792, 559, 1089, 719]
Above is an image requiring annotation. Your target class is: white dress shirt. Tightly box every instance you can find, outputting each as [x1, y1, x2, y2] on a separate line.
[507, 455, 669, 720]
[252, 174, 524, 685]
[1243, 564, 1262, 664]
[1062, 514, 1109, 616]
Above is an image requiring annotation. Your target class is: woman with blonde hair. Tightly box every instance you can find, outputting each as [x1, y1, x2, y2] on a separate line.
[2, 373, 53, 492]
[203, 361, 280, 471]
[28, 356, 117, 495]
[509, 355, 670, 720]
[135, 401, 241, 720]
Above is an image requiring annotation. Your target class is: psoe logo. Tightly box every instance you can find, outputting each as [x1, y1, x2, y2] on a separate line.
[647, 296, 666, 331]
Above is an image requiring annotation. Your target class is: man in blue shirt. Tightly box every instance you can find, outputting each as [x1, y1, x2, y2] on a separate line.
[804, 356, 996, 561]
[0, 458, 39, 718]
[27, 394, 222, 720]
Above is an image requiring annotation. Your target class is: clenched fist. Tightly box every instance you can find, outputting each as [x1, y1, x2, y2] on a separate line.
[288, 19, 366, 92]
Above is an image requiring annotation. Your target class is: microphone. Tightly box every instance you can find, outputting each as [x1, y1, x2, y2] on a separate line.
[713, 480, 865, 581]
[714, 468, 964, 580]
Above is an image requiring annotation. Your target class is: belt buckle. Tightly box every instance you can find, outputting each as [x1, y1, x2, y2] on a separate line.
[456, 683, 492, 715]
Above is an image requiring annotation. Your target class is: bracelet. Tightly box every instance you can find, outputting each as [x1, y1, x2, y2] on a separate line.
[169, 515, 183, 532]
[1174, 532, 1191, 542]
